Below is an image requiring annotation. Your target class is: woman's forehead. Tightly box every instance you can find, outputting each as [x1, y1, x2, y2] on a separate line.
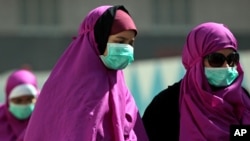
[215, 48, 235, 54]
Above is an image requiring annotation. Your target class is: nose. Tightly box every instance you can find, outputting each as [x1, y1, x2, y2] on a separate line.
[221, 60, 229, 67]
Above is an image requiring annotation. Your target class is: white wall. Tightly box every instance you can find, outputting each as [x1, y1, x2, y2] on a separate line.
[0, 50, 250, 115]
[1, 0, 250, 35]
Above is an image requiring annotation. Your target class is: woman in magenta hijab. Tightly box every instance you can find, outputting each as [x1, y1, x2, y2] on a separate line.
[0, 69, 39, 141]
[24, 5, 148, 141]
[142, 22, 250, 141]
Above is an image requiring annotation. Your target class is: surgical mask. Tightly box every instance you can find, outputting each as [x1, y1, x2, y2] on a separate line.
[9, 102, 35, 120]
[100, 43, 134, 70]
[205, 66, 239, 87]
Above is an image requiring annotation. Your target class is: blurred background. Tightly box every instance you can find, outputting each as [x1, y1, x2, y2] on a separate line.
[0, 0, 250, 115]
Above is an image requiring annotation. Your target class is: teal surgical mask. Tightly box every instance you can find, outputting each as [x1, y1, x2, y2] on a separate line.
[205, 66, 239, 87]
[9, 102, 35, 120]
[100, 43, 134, 70]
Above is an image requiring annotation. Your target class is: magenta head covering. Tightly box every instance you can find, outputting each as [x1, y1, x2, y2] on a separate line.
[0, 69, 39, 141]
[24, 5, 148, 141]
[179, 22, 250, 140]
[110, 9, 137, 35]
[5, 69, 38, 105]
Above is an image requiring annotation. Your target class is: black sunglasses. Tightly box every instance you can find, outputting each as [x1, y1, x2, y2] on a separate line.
[205, 52, 240, 67]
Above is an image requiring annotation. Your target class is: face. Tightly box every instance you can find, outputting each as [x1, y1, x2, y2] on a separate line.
[10, 95, 36, 105]
[203, 48, 239, 68]
[103, 30, 136, 56]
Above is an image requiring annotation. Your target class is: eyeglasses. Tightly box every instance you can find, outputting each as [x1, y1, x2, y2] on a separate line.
[205, 52, 239, 67]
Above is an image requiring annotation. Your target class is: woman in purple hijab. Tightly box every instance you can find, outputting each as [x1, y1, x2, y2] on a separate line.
[24, 5, 148, 141]
[142, 22, 250, 141]
[0, 69, 39, 141]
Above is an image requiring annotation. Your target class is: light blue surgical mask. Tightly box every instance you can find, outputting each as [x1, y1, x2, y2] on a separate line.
[205, 66, 239, 87]
[9, 102, 35, 120]
[100, 43, 134, 70]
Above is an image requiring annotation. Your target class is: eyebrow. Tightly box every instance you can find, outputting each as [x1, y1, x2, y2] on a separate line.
[115, 36, 135, 41]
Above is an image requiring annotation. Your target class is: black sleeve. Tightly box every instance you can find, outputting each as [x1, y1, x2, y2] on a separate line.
[242, 87, 250, 98]
[142, 80, 181, 141]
